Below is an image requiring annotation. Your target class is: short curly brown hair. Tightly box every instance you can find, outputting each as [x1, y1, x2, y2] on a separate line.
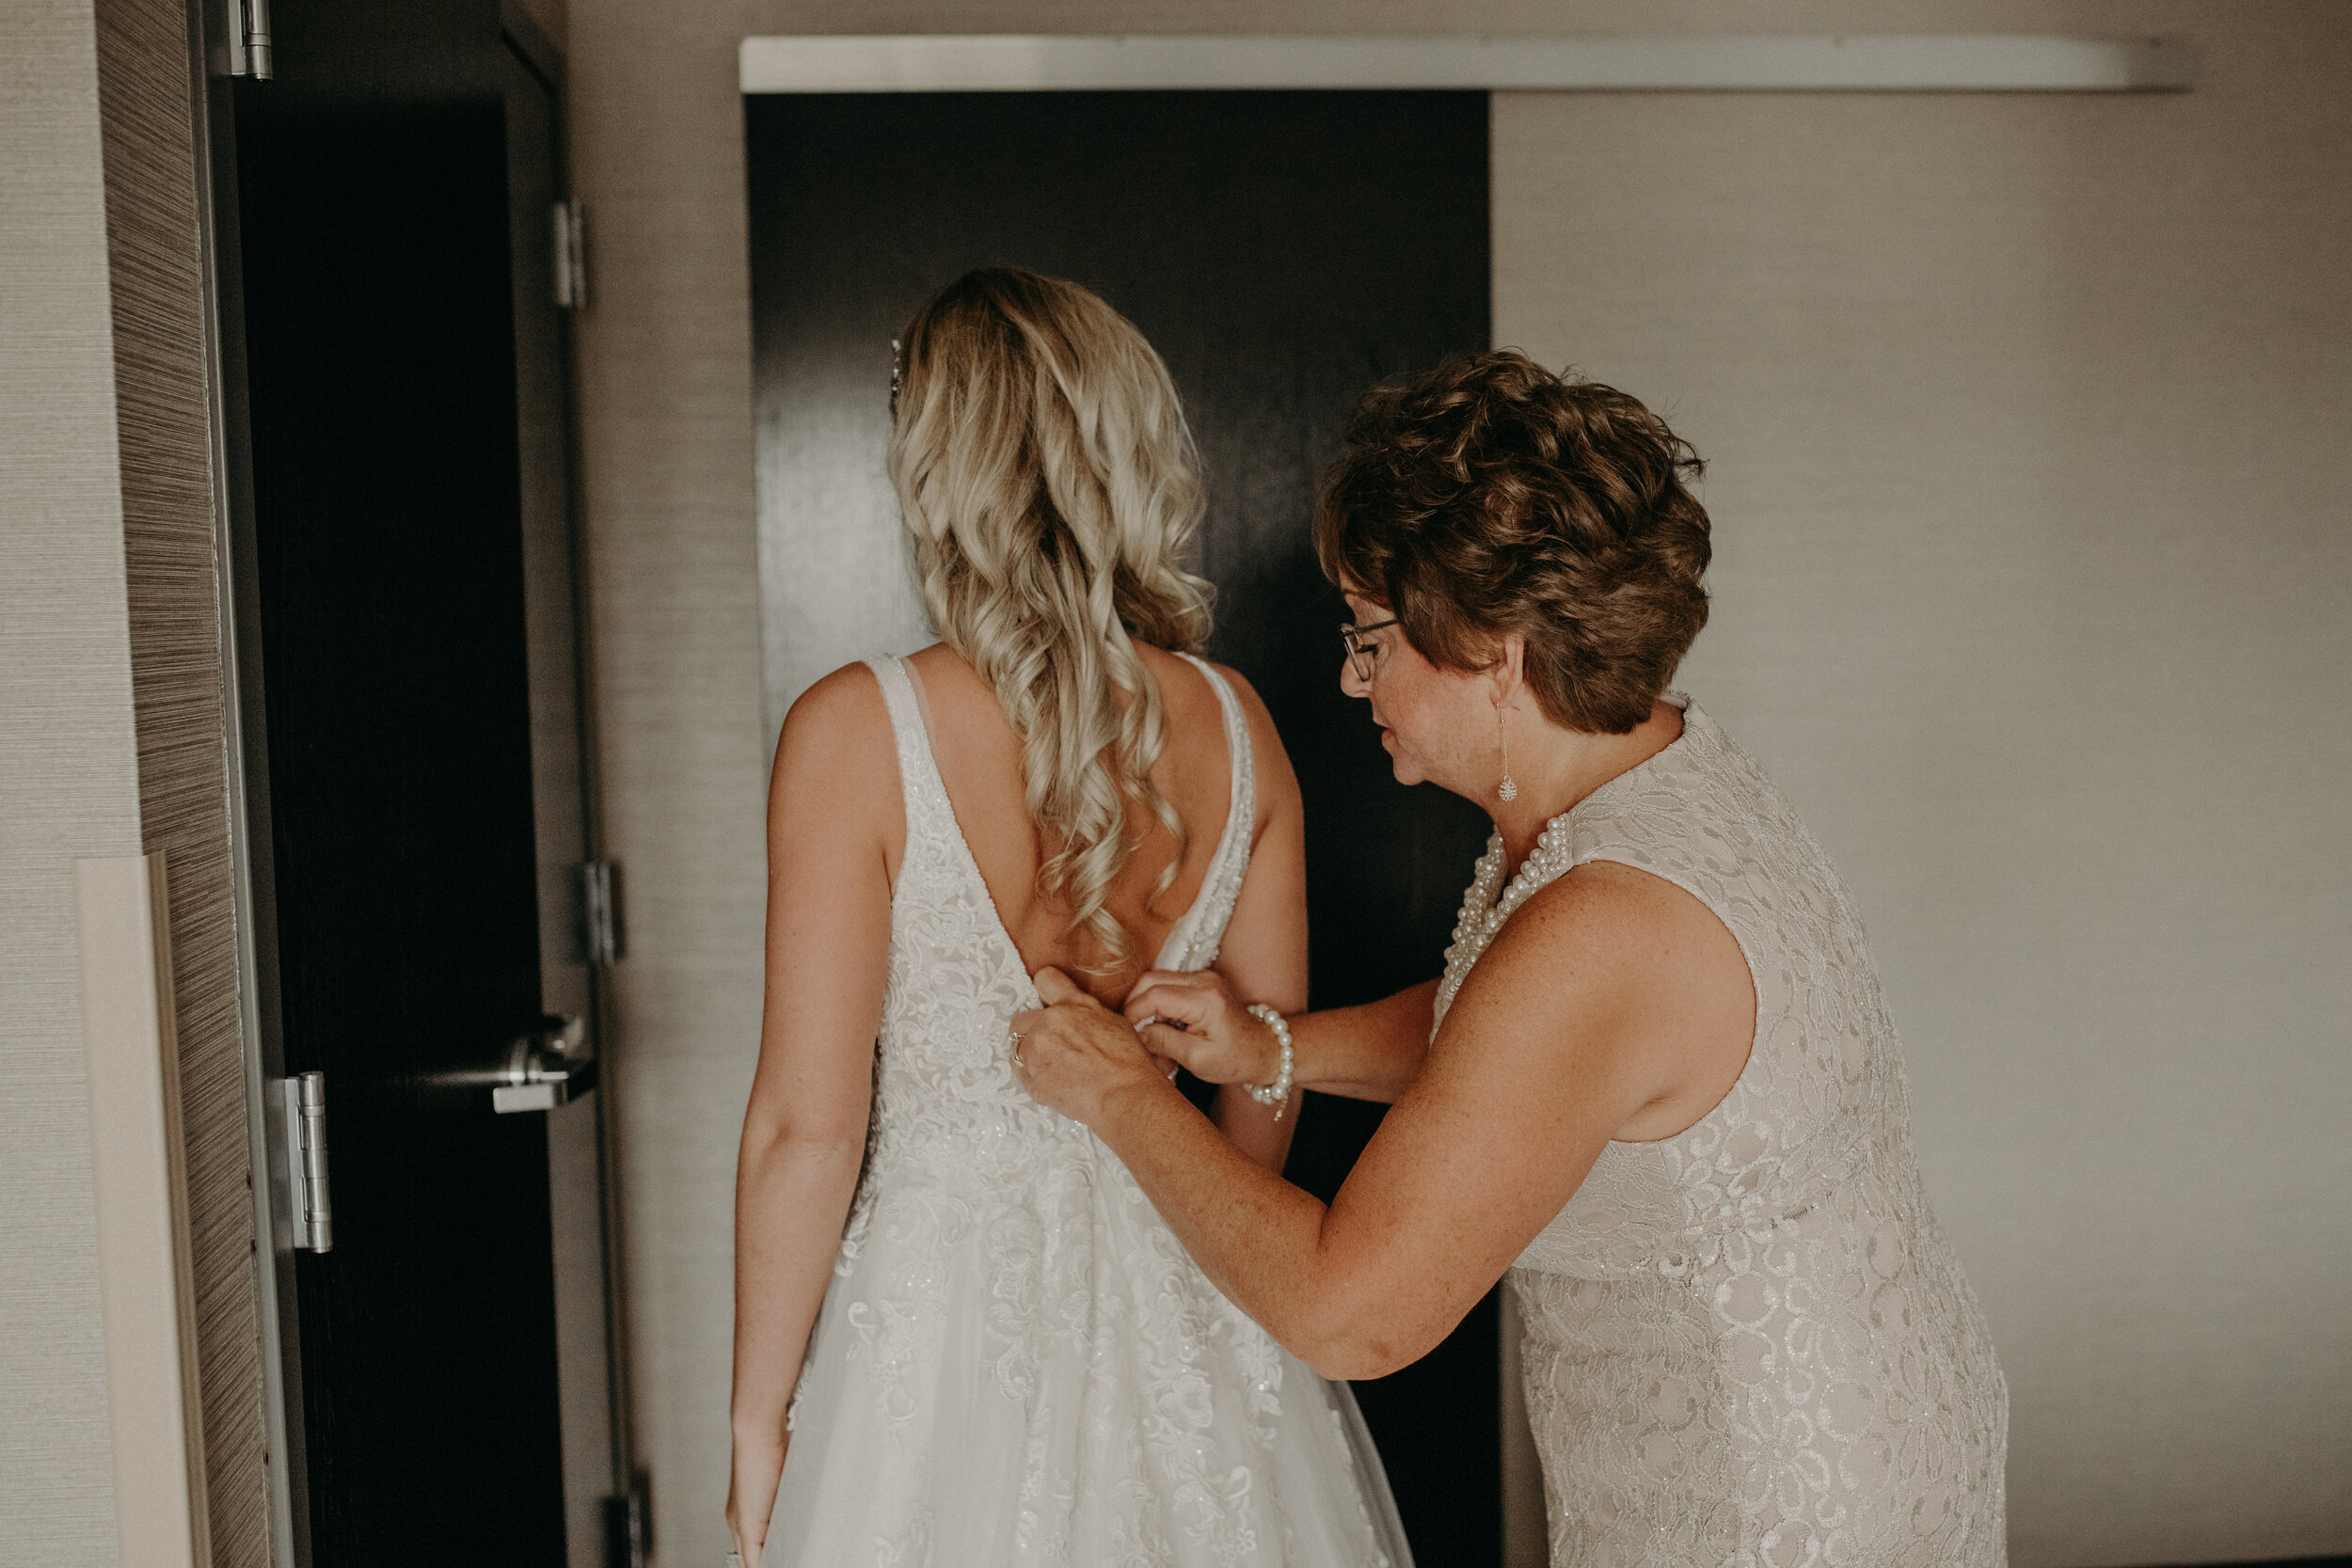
[1314, 351, 1712, 735]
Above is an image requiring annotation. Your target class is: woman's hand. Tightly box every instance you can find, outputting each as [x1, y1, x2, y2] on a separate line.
[1013, 968, 1182, 1129]
[1120, 969, 1282, 1088]
[725, 1431, 786, 1566]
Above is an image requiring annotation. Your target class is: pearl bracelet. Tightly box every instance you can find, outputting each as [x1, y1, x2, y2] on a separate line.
[1243, 1005, 1295, 1120]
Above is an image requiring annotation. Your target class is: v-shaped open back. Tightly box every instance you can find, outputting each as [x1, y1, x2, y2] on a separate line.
[765, 657, 1406, 1567]
[878, 651, 1255, 982]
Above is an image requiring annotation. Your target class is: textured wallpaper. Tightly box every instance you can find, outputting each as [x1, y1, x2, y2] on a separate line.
[1, 1, 145, 1561]
[91, 0, 270, 1558]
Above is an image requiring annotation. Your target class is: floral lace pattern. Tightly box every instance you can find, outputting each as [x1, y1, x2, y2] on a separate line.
[762, 656, 1407, 1567]
[1436, 696, 2008, 1567]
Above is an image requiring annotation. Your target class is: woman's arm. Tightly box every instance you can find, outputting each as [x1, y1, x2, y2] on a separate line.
[1127, 974, 1438, 1105]
[1018, 861, 1753, 1380]
[727, 667, 898, 1563]
[1193, 665, 1307, 1169]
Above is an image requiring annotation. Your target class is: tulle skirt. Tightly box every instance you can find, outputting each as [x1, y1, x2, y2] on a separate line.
[762, 1134, 1412, 1567]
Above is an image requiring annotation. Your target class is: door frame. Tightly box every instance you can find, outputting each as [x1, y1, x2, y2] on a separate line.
[736, 32, 2193, 96]
[496, 10, 648, 1563]
[188, 0, 308, 1558]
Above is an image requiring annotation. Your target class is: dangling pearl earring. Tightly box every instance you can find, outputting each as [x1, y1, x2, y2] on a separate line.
[1497, 707, 1518, 803]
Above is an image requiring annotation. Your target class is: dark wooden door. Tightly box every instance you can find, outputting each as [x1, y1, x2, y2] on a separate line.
[219, 0, 601, 1561]
[746, 88, 1499, 1565]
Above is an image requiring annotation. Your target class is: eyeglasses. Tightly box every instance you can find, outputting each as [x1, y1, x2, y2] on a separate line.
[1340, 619, 1398, 684]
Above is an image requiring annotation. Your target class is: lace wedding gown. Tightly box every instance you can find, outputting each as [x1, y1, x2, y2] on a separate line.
[1436, 695, 2008, 1567]
[762, 654, 1411, 1568]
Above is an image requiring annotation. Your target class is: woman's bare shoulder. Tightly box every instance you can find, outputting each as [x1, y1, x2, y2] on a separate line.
[1449, 860, 1754, 1137]
[1133, 641, 1216, 709]
[1485, 861, 1743, 999]
[899, 641, 961, 681]
[770, 660, 900, 836]
[778, 659, 891, 752]
[902, 641, 1022, 735]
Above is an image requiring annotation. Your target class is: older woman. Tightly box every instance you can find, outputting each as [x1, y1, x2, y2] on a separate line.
[1013, 351, 2009, 1566]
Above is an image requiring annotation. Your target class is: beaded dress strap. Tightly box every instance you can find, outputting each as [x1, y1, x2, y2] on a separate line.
[863, 656, 954, 861]
[1157, 653, 1254, 973]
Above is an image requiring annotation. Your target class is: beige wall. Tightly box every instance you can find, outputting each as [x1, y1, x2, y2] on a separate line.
[2, 1, 149, 1560]
[1494, 17, 2352, 1563]
[564, 4, 2351, 1565]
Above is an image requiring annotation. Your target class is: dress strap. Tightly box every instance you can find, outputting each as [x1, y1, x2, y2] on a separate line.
[1157, 653, 1256, 973]
[863, 656, 952, 855]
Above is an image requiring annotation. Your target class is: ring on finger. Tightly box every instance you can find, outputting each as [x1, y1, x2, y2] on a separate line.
[1007, 1029, 1025, 1069]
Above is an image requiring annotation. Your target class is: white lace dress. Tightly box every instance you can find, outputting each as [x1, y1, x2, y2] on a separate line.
[762, 654, 1411, 1568]
[1435, 695, 2008, 1567]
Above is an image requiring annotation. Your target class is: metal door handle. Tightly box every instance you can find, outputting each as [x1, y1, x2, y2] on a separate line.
[492, 1014, 596, 1113]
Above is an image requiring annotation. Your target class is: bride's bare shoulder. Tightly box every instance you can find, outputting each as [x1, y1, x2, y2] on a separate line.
[770, 660, 900, 825]
[778, 658, 892, 744]
[1162, 652, 1300, 827]
[901, 641, 968, 686]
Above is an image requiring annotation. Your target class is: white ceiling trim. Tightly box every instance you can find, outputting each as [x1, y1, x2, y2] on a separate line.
[739, 35, 2193, 96]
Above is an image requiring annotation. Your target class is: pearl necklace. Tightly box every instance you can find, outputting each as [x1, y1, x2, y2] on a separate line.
[1432, 809, 1581, 1028]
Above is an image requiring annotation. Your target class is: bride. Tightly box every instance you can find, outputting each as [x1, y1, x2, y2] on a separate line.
[726, 267, 1410, 1566]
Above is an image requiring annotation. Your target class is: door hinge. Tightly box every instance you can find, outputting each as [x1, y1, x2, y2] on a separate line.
[577, 859, 623, 966]
[224, 0, 275, 79]
[553, 198, 588, 310]
[279, 1070, 331, 1252]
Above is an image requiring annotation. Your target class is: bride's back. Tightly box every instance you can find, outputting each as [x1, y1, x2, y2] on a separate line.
[903, 640, 1244, 1005]
[886, 265, 1248, 1005]
[745, 265, 1355, 1568]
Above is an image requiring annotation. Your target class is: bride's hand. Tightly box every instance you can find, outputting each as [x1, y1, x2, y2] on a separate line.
[725, 1431, 785, 1566]
[1120, 969, 1282, 1088]
[1013, 968, 1178, 1128]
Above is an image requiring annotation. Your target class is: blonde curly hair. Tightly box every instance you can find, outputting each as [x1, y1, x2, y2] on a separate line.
[889, 268, 1214, 974]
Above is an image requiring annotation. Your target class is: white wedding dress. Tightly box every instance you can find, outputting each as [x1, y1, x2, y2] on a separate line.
[762, 653, 1411, 1568]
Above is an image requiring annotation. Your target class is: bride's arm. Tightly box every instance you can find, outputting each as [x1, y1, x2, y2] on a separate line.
[1196, 666, 1307, 1170]
[728, 667, 898, 1563]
